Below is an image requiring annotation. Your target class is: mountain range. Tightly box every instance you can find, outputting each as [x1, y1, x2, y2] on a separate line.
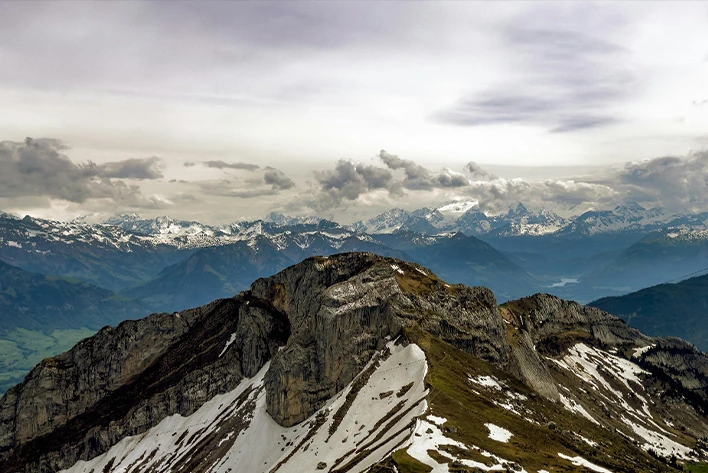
[1, 253, 706, 472]
[2, 202, 708, 395]
[352, 201, 708, 238]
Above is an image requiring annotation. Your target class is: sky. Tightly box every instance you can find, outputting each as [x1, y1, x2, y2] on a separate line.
[1, 1, 708, 224]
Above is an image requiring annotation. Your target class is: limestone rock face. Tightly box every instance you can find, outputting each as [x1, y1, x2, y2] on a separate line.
[254, 254, 509, 426]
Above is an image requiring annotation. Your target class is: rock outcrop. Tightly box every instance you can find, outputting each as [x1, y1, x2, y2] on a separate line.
[0, 295, 289, 472]
[253, 253, 509, 426]
[500, 293, 651, 400]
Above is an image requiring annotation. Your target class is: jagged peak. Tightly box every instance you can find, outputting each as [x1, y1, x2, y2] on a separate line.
[508, 202, 529, 216]
[613, 201, 646, 213]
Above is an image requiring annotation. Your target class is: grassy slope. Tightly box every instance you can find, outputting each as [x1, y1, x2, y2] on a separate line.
[390, 328, 684, 473]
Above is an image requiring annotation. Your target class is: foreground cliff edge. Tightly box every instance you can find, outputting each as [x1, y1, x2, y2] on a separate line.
[1, 253, 707, 472]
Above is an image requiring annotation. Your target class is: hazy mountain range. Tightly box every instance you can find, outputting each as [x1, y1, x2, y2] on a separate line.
[2, 201, 708, 394]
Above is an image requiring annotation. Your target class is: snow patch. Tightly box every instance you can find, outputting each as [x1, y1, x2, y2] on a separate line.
[61, 342, 429, 473]
[558, 392, 599, 425]
[219, 333, 238, 358]
[426, 415, 447, 426]
[468, 375, 502, 390]
[632, 345, 654, 358]
[485, 423, 512, 443]
[557, 453, 613, 473]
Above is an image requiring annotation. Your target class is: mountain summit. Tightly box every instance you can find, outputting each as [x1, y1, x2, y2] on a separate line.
[1, 253, 707, 472]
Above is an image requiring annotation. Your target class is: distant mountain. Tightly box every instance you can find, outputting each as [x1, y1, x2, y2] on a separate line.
[127, 229, 411, 311]
[5, 204, 708, 311]
[0, 259, 139, 331]
[487, 203, 568, 237]
[0, 213, 192, 291]
[406, 232, 537, 301]
[583, 228, 708, 297]
[126, 238, 295, 310]
[127, 224, 536, 311]
[590, 272, 708, 351]
[262, 212, 321, 226]
[352, 207, 409, 233]
[356, 201, 708, 239]
[555, 203, 672, 237]
[104, 214, 220, 237]
[352, 202, 478, 234]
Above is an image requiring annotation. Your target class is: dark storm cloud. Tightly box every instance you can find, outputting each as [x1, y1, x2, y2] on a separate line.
[204, 160, 260, 171]
[263, 167, 295, 190]
[379, 150, 469, 190]
[0, 138, 168, 208]
[311, 159, 401, 208]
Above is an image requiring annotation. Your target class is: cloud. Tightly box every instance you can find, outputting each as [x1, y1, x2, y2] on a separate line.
[264, 167, 295, 190]
[0, 138, 166, 208]
[311, 159, 401, 209]
[457, 152, 708, 214]
[194, 166, 295, 199]
[197, 179, 279, 198]
[379, 150, 469, 190]
[434, 94, 620, 133]
[90, 156, 163, 179]
[432, 10, 634, 133]
[204, 160, 260, 171]
[465, 162, 497, 181]
[604, 152, 708, 211]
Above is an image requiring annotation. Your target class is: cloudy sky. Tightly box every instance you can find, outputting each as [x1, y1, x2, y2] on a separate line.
[1, 1, 707, 223]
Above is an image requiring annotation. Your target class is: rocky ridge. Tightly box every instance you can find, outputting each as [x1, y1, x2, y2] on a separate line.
[0, 253, 706, 472]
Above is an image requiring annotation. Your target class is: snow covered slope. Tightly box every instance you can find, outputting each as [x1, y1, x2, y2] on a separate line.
[62, 342, 429, 473]
[59, 334, 707, 473]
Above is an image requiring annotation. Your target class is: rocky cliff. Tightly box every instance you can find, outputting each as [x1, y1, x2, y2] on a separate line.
[1, 252, 707, 473]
